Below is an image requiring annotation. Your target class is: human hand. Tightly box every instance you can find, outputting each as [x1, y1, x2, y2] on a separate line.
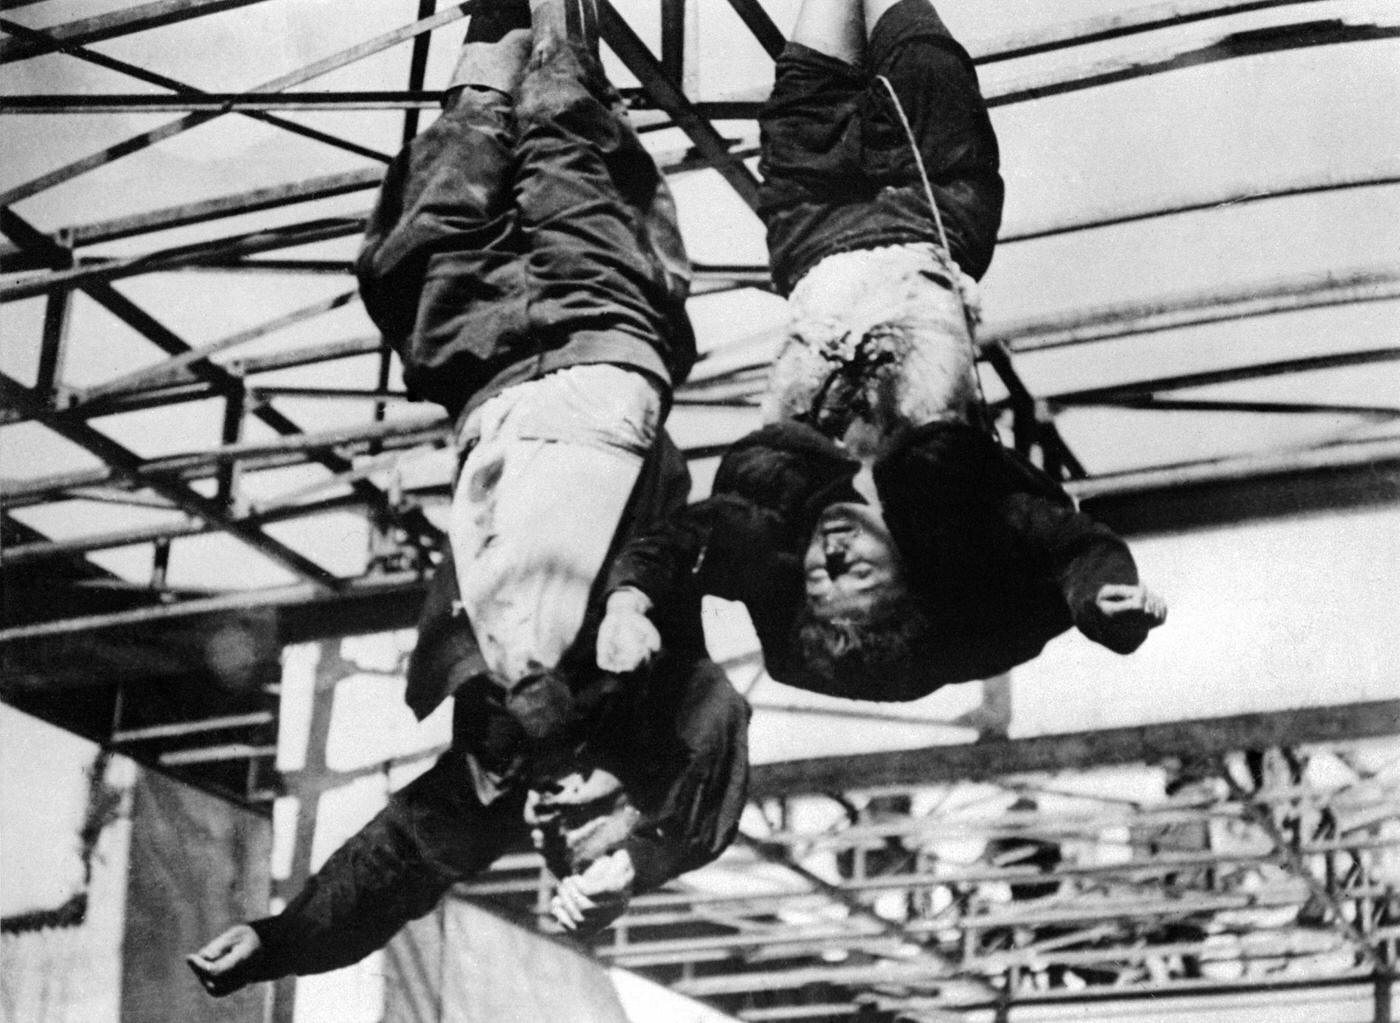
[526, 767, 639, 876]
[187, 923, 262, 997]
[1095, 583, 1167, 629]
[550, 849, 636, 933]
[596, 588, 660, 672]
[531, 766, 626, 811]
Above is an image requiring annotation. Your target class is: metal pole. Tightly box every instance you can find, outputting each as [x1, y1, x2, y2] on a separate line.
[0, 569, 423, 642]
[0, 2, 475, 207]
[0, 373, 345, 590]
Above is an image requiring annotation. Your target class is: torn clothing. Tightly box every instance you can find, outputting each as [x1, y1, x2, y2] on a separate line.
[758, 0, 1003, 295]
[356, 42, 694, 425]
[762, 242, 982, 439]
[608, 420, 1148, 700]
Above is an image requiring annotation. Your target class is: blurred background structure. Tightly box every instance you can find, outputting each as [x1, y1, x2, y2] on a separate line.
[2, 1, 1398, 1021]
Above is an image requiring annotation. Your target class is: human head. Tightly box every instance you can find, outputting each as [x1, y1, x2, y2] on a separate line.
[791, 578, 940, 700]
[802, 459, 906, 611]
[794, 480, 946, 698]
[803, 499, 906, 618]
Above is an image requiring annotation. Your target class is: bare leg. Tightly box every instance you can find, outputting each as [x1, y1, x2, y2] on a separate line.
[790, 0, 863, 64]
[862, 0, 905, 38]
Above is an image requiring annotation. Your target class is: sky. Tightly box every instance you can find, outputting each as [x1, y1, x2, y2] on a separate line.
[3, 0, 1399, 975]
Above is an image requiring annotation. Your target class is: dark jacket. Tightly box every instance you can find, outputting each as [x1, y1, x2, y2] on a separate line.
[608, 420, 1147, 701]
[241, 434, 748, 979]
[246, 640, 750, 978]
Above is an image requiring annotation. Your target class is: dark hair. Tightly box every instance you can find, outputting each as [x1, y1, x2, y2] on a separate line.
[790, 587, 945, 701]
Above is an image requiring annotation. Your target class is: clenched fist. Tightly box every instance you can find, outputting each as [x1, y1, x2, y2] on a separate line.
[187, 923, 262, 997]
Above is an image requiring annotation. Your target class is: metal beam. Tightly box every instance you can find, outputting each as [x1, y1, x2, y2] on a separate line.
[0, 373, 344, 591]
[77, 289, 360, 402]
[16, 422, 1390, 565]
[0, 568, 425, 644]
[0, 479, 451, 564]
[229, 336, 384, 377]
[3, 134, 764, 262]
[0, 219, 427, 550]
[992, 20, 1400, 107]
[970, 0, 1331, 64]
[0, 17, 392, 169]
[1, 413, 447, 507]
[599, 167, 1400, 298]
[992, 266, 1400, 355]
[246, 386, 415, 403]
[1001, 163, 1400, 246]
[747, 700, 1400, 800]
[672, 264, 1400, 403]
[722, 0, 785, 59]
[891, 974, 1383, 1015]
[981, 341, 1086, 476]
[401, 1, 439, 147]
[598, 0, 761, 210]
[0, 217, 364, 302]
[1219, 760, 1386, 972]
[2, 520, 208, 564]
[0, 91, 444, 113]
[660, 0, 685, 82]
[616, 18, 1400, 120]
[35, 260, 73, 395]
[0, 210, 439, 550]
[1, 411, 446, 499]
[732, 833, 977, 992]
[0, 2, 473, 207]
[1046, 347, 1400, 409]
[632, 843, 1397, 907]
[1085, 396, 1400, 419]
[0, 0, 280, 62]
[71, 171, 381, 248]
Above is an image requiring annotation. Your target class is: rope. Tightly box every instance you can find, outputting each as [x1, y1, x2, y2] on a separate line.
[875, 74, 994, 430]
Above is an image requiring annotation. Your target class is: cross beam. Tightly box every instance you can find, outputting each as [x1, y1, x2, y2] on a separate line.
[0, 373, 345, 590]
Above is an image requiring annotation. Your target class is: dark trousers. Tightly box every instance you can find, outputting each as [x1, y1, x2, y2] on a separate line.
[356, 41, 693, 418]
[758, 0, 1004, 293]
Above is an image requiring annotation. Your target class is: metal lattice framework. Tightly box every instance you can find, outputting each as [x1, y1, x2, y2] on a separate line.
[471, 698, 1400, 1022]
[2, 2, 1399, 1020]
[276, 640, 1400, 1023]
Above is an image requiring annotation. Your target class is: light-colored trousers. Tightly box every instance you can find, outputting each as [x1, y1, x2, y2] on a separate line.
[450, 365, 661, 688]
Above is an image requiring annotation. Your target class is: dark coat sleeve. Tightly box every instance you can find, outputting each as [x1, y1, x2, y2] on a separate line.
[878, 422, 1150, 659]
[607, 494, 786, 604]
[606, 423, 851, 642]
[609, 656, 751, 894]
[243, 754, 526, 981]
[604, 492, 807, 686]
[999, 491, 1146, 654]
